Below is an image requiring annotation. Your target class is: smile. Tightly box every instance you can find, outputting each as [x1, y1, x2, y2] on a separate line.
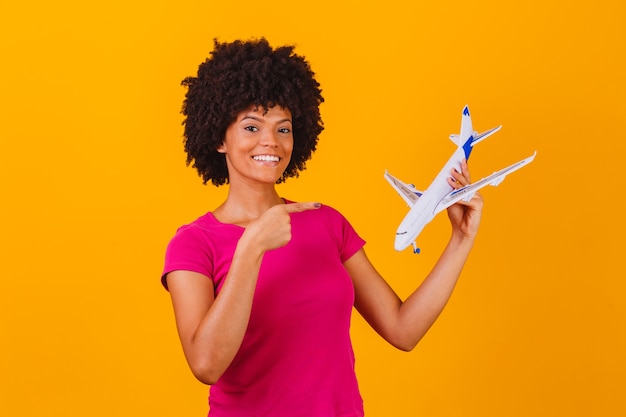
[252, 155, 280, 162]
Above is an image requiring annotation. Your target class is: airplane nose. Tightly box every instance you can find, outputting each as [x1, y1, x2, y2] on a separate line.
[394, 236, 408, 251]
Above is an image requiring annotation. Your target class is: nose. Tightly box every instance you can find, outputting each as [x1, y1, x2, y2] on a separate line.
[259, 130, 279, 148]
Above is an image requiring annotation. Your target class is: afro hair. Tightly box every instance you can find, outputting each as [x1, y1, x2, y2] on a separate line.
[181, 38, 324, 186]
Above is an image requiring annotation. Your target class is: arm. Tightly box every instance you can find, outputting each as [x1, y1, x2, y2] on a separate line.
[166, 237, 263, 385]
[347, 233, 475, 351]
[166, 202, 320, 384]
[347, 160, 481, 351]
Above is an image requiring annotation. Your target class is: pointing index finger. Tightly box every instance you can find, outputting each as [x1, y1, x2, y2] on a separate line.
[284, 202, 322, 213]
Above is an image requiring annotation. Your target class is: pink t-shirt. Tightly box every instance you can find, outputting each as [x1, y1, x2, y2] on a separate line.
[162, 203, 366, 417]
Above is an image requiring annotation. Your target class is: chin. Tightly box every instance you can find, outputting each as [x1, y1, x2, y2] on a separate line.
[255, 174, 284, 184]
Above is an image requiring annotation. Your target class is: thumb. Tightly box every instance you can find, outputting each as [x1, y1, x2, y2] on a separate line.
[284, 202, 322, 213]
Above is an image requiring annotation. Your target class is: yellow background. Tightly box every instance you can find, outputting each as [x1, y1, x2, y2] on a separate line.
[1, 1, 624, 416]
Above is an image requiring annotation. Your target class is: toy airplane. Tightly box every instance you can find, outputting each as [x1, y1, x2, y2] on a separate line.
[385, 105, 536, 253]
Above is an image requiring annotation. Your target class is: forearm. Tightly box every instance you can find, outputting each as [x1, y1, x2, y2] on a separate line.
[396, 234, 475, 350]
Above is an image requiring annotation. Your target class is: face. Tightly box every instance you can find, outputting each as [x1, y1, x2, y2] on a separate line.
[218, 105, 293, 186]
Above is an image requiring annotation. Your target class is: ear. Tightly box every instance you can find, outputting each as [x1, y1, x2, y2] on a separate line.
[216, 143, 226, 153]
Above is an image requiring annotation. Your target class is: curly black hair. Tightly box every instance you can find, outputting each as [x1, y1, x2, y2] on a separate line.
[181, 38, 324, 186]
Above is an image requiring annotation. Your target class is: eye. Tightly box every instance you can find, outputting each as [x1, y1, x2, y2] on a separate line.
[278, 127, 291, 134]
[244, 125, 259, 132]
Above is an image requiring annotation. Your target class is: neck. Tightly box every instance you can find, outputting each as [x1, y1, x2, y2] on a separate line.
[213, 182, 284, 226]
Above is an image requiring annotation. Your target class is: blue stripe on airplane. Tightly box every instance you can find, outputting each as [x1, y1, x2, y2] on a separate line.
[463, 136, 474, 160]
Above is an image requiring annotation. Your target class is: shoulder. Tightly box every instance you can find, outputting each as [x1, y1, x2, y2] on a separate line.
[318, 203, 351, 225]
[172, 211, 239, 238]
[166, 212, 244, 258]
[162, 212, 243, 288]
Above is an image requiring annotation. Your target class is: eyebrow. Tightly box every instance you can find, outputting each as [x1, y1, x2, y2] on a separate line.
[241, 115, 292, 124]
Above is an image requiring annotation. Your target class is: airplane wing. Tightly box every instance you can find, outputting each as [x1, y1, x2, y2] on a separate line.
[384, 170, 422, 207]
[434, 151, 537, 213]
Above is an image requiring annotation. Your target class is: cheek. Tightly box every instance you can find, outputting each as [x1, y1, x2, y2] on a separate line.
[284, 138, 294, 156]
[283, 147, 294, 165]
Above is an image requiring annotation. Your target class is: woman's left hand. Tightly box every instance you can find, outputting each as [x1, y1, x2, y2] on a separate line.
[446, 159, 483, 241]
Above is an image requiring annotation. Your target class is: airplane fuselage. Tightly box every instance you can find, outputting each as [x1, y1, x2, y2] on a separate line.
[394, 145, 470, 251]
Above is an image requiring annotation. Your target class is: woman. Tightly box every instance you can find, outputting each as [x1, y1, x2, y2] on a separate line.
[162, 38, 482, 417]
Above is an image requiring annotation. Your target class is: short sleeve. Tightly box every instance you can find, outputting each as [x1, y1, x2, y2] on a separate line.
[161, 225, 214, 290]
[322, 205, 366, 263]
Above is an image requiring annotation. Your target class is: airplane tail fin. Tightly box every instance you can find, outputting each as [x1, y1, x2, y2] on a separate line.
[460, 105, 473, 142]
[471, 125, 502, 146]
[450, 105, 501, 148]
[449, 105, 474, 146]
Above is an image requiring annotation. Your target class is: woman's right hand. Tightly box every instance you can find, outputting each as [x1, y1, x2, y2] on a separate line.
[242, 202, 321, 253]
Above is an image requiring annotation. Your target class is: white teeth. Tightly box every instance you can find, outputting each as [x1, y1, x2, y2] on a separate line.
[253, 155, 279, 162]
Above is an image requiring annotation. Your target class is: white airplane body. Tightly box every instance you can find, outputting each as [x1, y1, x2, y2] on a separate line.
[385, 106, 536, 253]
